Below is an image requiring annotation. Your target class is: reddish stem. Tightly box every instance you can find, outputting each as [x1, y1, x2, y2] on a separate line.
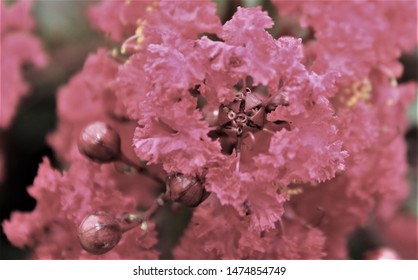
[119, 193, 169, 233]
[119, 153, 166, 186]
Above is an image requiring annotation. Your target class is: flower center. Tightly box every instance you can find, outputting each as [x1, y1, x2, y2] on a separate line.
[218, 88, 266, 138]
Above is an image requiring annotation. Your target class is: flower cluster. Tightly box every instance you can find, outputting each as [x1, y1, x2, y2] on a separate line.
[2, 0, 417, 259]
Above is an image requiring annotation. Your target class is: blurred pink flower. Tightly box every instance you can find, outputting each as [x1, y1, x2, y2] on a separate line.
[2, 157, 159, 259]
[0, 0, 47, 128]
[273, 0, 416, 85]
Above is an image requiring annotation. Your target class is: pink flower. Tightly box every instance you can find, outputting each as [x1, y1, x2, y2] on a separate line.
[174, 201, 275, 259]
[3, 1, 416, 260]
[134, 112, 222, 175]
[143, 0, 221, 42]
[1, 0, 35, 32]
[258, 99, 347, 185]
[48, 49, 133, 163]
[119, 6, 347, 234]
[174, 199, 326, 259]
[220, 7, 276, 86]
[0, 0, 47, 128]
[89, 0, 221, 46]
[204, 157, 287, 232]
[88, 0, 152, 42]
[273, 0, 416, 85]
[2, 157, 159, 259]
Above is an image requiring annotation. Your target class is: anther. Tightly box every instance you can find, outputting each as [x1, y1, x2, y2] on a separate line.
[227, 111, 236, 120]
[235, 113, 247, 124]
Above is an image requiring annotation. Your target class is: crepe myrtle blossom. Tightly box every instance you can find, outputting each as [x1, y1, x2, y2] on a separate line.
[0, 0, 47, 129]
[2, 0, 417, 259]
[0, 0, 47, 189]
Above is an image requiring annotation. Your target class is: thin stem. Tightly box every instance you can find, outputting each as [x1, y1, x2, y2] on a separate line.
[235, 152, 241, 173]
[118, 213, 141, 232]
[143, 193, 168, 222]
[119, 153, 166, 186]
[121, 33, 143, 54]
[246, 131, 256, 145]
[119, 193, 169, 233]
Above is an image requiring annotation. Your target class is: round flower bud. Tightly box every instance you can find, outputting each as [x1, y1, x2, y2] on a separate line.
[78, 122, 121, 163]
[166, 173, 207, 207]
[78, 211, 122, 255]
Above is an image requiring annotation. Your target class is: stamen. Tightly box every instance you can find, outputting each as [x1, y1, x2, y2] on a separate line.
[235, 151, 241, 173]
[246, 131, 256, 145]
[119, 193, 169, 233]
[118, 212, 141, 232]
[121, 33, 144, 54]
[235, 135, 243, 172]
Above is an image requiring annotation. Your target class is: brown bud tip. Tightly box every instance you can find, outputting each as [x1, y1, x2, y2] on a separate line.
[78, 211, 122, 255]
[78, 122, 121, 163]
[364, 247, 400, 260]
[166, 173, 207, 207]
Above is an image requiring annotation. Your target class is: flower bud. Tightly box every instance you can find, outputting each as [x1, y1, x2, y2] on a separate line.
[78, 211, 122, 255]
[166, 173, 207, 207]
[78, 122, 121, 163]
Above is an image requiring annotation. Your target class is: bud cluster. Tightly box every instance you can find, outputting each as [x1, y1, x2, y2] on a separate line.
[76, 121, 210, 254]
